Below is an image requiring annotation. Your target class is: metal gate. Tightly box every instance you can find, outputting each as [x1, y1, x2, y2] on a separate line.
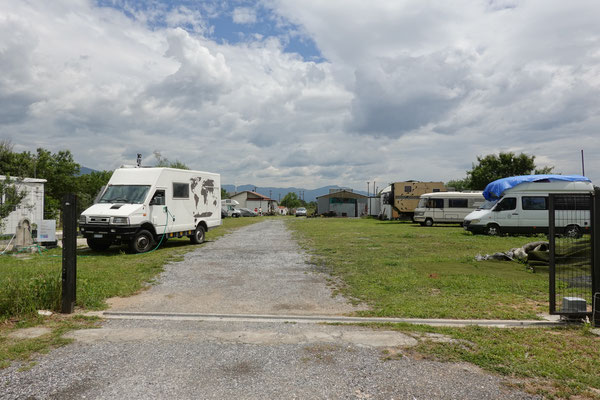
[548, 190, 600, 324]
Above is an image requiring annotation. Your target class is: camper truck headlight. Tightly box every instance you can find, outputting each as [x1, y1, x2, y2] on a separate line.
[111, 217, 129, 225]
[470, 219, 480, 225]
[79, 215, 86, 224]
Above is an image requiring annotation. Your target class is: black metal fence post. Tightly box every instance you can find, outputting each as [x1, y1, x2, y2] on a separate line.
[593, 188, 600, 326]
[548, 194, 556, 314]
[61, 193, 77, 314]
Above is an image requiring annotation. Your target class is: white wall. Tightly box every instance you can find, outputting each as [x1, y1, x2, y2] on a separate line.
[1, 179, 45, 235]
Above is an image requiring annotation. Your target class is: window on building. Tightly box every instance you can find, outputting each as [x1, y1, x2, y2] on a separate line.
[173, 183, 189, 199]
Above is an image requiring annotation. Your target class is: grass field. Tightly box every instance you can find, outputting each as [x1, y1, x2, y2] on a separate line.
[0, 216, 262, 321]
[289, 217, 600, 399]
[289, 217, 549, 319]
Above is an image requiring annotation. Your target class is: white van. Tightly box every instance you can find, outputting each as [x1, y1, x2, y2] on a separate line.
[79, 167, 221, 253]
[463, 176, 593, 236]
[414, 192, 484, 226]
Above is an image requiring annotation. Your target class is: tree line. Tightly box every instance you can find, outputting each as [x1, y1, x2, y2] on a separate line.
[447, 152, 553, 191]
[0, 141, 113, 221]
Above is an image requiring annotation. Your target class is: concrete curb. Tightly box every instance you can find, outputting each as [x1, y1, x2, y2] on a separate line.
[101, 311, 566, 328]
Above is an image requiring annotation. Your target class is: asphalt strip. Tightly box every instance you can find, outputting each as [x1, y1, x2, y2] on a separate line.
[100, 311, 564, 328]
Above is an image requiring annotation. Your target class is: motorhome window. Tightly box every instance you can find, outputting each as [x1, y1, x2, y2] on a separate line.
[417, 198, 427, 208]
[522, 196, 547, 210]
[494, 197, 516, 211]
[98, 185, 150, 204]
[448, 199, 468, 208]
[426, 199, 444, 209]
[404, 186, 412, 193]
[173, 183, 189, 198]
[432, 188, 440, 192]
[150, 190, 165, 206]
[554, 196, 591, 211]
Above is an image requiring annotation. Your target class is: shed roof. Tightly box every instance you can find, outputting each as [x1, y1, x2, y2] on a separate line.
[316, 190, 367, 200]
[231, 191, 274, 201]
[0, 175, 47, 184]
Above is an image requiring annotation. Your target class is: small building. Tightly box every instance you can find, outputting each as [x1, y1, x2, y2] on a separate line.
[277, 206, 289, 215]
[0, 176, 46, 235]
[230, 191, 278, 214]
[317, 190, 368, 217]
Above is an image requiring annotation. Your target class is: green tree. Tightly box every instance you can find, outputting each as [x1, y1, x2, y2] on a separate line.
[458, 152, 554, 190]
[0, 175, 27, 230]
[153, 151, 189, 169]
[280, 192, 301, 209]
[76, 170, 113, 212]
[220, 188, 229, 199]
[446, 178, 471, 191]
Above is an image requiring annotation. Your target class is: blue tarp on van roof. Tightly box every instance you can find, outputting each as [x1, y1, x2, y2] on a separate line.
[482, 175, 591, 201]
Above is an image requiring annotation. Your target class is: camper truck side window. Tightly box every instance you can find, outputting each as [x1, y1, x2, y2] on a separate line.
[173, 182, 189, 199]
[150, 190, 165, 206]
[448, 199, 468, 208]
[494, 197, 516, 211]
[522, 196, 547, 210]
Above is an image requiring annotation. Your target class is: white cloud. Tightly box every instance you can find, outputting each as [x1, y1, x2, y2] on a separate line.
[1, 0, 599, 190]
[232, 7, 257, 24]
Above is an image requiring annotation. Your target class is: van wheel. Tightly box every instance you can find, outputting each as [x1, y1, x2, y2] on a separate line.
[485, 224, 501, 236]
[565, 225, 581, 239]
[129, 229, 154, 253]
[87, 238, 111, 251]
[424, 218, 433, 227]
[190, 225, 205, 244]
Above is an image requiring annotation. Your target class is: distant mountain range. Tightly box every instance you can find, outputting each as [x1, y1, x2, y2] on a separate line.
[222, 184, 368, 203]
[80, 166, 365, 202]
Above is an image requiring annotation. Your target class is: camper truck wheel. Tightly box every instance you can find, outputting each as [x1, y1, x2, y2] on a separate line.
[129, 229, 154, 253]
[564, 225, 582, 239]
[190, 225, 206, 244]
[424, 218, 433, 227]
[87, 238, 111, 251]
[485, 224, 501, 236]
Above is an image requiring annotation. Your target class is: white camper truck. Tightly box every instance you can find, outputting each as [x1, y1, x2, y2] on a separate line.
[463, 175, 593, 236]
[79, 167, 221, 253]
[414, 192, 484, 226]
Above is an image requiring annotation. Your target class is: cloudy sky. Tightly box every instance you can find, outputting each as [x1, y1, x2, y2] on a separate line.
[1, 0, 599, 190]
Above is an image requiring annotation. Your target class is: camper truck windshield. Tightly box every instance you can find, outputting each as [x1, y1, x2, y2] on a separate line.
[478, 200, 497, 210]
[99, 185, 150, 204]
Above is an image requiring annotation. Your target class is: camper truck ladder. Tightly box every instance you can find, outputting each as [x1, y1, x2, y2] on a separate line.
[548, 191, 599, 325]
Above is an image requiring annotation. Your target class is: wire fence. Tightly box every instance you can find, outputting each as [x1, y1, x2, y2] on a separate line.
[549, 194, 593, 316]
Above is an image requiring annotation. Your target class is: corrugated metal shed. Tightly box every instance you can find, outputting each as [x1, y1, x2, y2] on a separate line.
[316, 190, 368, 217]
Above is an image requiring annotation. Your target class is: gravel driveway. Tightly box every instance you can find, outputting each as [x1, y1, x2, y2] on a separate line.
[108, 219, 360, 315]
[0, 219, 539, 399]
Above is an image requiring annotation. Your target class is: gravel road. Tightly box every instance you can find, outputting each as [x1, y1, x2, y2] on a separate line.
[108, 219, 361, 315]
[0, 219, 539, 399]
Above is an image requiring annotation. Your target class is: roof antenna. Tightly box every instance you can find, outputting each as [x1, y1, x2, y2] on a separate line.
[581, 149, 585, 176]
[136, 153, 142, 168]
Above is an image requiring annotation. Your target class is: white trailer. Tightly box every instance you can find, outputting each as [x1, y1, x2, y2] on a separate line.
[79, 167, 221, 253]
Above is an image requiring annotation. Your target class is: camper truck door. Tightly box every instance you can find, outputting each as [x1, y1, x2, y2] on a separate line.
[492, 196, 519, 232]
[149, 188, 167, 230]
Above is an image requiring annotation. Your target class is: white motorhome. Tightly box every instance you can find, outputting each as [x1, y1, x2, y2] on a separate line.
[463, 176, 593, 236]
[414, 192, 484, 226]
[221, 199, 240, 217]
[79, 167, 221, 253]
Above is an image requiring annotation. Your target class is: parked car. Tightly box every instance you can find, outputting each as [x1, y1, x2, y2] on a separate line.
[221, 207, 228, 218]
[239, 208, 258, 217]
[230, 208, 241, 218]
[295, 207, 307, 217]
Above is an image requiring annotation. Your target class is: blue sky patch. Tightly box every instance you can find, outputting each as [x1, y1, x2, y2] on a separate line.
[95, 0, 323, 61]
